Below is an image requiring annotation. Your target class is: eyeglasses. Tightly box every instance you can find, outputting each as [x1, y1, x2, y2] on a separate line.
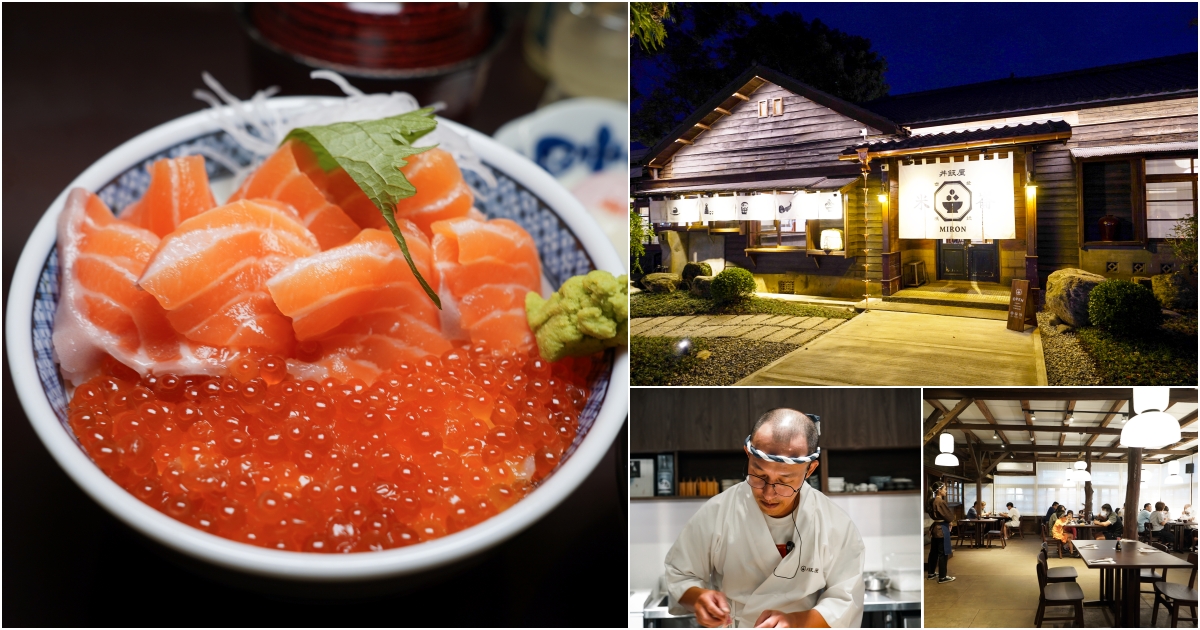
[746, 474, 799, 497]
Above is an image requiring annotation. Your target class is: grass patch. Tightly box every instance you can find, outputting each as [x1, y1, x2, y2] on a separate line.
[631, 336, 711, 386]
[1075, 311, 1197, 385]
[631, 292, 854, 320]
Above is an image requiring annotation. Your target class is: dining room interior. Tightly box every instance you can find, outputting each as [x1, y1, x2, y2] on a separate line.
[922, 387, 1198, 628]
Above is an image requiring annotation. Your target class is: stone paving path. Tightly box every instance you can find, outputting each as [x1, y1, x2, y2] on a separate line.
[630, 314, 847, 345]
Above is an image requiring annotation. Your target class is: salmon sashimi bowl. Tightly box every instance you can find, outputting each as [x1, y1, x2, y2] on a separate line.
[9, 75, 628, 574]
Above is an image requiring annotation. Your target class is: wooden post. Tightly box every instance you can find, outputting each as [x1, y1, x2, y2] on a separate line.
[1024, 167, 1041, 308]
[1123, 448, 1142, 540]
[1084, 451, 1093, 518]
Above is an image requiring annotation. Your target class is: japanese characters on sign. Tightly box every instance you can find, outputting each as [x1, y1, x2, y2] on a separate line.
[898, 155, 1016, 240]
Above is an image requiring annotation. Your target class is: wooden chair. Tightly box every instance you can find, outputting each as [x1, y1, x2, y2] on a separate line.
[1041, 523, 1065, 559]
[956, 521, 975, 548]
[1139, 542, 1172, 597]
[1035, 558, 1085, 627]
[985, 526, 1007, 548]
[1152, 552, 1198, 628]
[1038, 549, 1078, 583]
[1007, 520, 1024, 539]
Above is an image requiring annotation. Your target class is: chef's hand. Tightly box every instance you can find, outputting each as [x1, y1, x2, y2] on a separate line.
[754, 609, 830, 628]
[681, 588, 732, 627]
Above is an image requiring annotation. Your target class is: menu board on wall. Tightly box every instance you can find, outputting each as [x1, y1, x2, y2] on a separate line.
[898, 155, 1016, 240]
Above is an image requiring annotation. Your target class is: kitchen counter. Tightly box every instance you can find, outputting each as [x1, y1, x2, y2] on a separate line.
[863, 588, 922, 612]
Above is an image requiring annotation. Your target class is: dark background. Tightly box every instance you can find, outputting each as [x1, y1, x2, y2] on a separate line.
[2, 4, 626, 626]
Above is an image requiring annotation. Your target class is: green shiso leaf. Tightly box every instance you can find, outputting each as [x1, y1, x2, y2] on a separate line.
[283, 108, 442, 308]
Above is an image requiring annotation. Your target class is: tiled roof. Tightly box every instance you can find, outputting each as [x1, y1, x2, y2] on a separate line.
[861, 53, 1198, 127]
[841, 120, 1072, 156]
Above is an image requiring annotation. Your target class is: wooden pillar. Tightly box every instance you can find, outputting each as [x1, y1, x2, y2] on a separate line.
[1123, 448, 1142, 540]
[1084, 451, 1093, 518]
[880, 160, 902, 296]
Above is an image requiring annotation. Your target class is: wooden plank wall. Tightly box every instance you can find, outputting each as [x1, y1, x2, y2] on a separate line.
[660, 81, 885, 179]
[1033, 96, 1197, 283]
[629, 388, 921, 452]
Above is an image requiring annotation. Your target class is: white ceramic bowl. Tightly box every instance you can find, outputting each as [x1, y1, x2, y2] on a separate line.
[5, 97, 629, 582]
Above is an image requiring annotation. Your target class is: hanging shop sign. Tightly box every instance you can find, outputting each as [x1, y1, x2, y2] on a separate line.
[699, 195, 737, 221]
[733, 193, 777, 221]
[898, 155, 1015, 240]
[794, 191, 844, 222]
[649, 197, 700, 223]
[648, 198, 668, 223]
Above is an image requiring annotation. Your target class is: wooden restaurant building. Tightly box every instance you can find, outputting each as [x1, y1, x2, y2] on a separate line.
[631, 53, 1198, 305]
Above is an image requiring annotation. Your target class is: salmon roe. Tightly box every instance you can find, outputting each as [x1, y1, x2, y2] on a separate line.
[69, 348, 594, 553]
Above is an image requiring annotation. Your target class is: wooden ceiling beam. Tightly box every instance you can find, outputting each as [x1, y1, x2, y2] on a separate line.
[953, 423, 1140, 435]
[974, 400, 1010, 446]
[1021, 399, 1034, 442]
[924, 398, 974, 445]
[1178, 410, 1198, 429]
[1057, 400, 1077, 458]
[924, 388, 1197, 403]
[968, 445, 1182, 455]
[1085, 399, 1129, 447]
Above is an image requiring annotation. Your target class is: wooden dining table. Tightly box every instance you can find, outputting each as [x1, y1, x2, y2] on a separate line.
[1067, 522, 1106, 540]
[1075, 539, 1194, 627]
[957, 517, 1004, 548]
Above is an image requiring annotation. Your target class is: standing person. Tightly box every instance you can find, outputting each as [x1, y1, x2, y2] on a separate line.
[1001, 502, 1020, 537]
[1139, 503, 1153, 534]
[1044, 501, 1060, 525]
[1052, 507, 1079, 557]
[1149, 502, 1176, 549]
[926, 481, 956, 584]
[664, 409, 866, 628]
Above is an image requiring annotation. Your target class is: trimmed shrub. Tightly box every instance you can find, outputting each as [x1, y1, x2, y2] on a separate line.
[681, 261, 712, 288]
[1087, 279, 1163, 336]
[711, 267, 757, 304]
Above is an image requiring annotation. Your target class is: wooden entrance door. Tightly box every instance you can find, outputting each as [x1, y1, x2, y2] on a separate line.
[968, 242, 999, 282]
[937, 240, 1000, 281]
[938, 240, 968, 280]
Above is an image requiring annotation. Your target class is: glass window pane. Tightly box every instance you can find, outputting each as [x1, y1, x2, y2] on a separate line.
[1149, 220, 1184, 239]
[1146, 181, 1194, 201]
[1145, 158, 1193, 175]
[1082, 161, 1134, 241]
[1147, 200, 1195, 220]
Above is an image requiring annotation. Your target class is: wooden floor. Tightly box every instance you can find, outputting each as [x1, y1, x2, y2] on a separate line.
[924, 536, 1196, 628]
[736, 310, 1043, 386]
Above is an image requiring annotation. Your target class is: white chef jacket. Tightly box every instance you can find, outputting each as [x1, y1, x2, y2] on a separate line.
[664, 482, 866, 628]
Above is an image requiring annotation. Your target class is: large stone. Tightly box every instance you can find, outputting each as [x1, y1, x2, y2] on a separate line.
[690, 275, 714, 298]
[641, 272, 681, 293]
[1045, 268, 1106, 327]
[682, 261, 712, 288]
[660, 230, 688, 275]
[1151, 271, 1197, 310]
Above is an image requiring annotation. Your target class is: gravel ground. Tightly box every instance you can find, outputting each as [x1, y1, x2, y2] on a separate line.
[663, 338, 798, 386]
[1037, 311, 1102, 385]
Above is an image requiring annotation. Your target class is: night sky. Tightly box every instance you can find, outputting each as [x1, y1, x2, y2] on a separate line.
[633, 2, 1198, 116]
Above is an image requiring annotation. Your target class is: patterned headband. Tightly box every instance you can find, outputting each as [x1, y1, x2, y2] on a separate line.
[744, 414, 821, 465]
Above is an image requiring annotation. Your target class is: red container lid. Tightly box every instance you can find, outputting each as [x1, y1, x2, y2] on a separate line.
[249, 3, 494, 75]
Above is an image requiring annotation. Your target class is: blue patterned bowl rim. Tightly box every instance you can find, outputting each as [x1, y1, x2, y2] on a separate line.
[6, 97, 629, 581]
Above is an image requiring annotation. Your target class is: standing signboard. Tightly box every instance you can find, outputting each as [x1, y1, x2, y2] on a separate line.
[1007, 279, 1035, 331]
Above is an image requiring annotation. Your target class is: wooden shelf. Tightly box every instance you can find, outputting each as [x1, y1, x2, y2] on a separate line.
[806, 249, 848, 257]
[745, 246, 805, 253]
[707, 227, 743, 233]
[631, 495, 714, 501]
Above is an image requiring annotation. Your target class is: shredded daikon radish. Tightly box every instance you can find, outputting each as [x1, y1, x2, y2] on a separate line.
[193, 71, 496, 194]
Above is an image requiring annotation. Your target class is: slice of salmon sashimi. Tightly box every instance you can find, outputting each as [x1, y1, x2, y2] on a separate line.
[229, 140, 361, 250]
[315, 147, 473, 237]
[54, 189, 183, 384]
[118, 155, 217, 238]
[431, 217, 542, 352]
[138, 199, 320, 355]
[267, 225, 442, 340]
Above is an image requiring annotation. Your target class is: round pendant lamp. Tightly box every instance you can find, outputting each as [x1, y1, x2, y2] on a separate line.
[1121, 411, 1181, 449]
[934, 453, 959, 466]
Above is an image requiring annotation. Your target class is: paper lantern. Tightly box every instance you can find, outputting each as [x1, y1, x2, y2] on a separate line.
[939, 433, 955, 454]
[934, 453, 959, 466]
[1074, 460, 1087, 470]
[1168, 460, 1180, 476]
[1121, 410, 1181, 449]
[1133, 387, 1169, 414]
[820, 228, 844, 251]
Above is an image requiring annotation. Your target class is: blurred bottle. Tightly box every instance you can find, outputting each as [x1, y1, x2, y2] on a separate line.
[525, 2, 627, 103]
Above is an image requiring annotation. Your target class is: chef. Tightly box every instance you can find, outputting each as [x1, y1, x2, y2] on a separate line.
[664, 408, 865, 628]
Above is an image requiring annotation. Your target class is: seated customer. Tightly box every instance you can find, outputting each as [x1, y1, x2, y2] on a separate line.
[1093, 504, 1121, 540]
[1149, 502, 1175, 549]
[1044, 502, 1060, 525]
[1138, 503, 1152, 534]
[1052, 507, 1079, 557]
[966, 501, 980, 519]
[1002, 502, 1020, 533]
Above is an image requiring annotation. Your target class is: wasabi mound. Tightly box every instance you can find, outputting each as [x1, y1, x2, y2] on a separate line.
[526, 270, 628, 361]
